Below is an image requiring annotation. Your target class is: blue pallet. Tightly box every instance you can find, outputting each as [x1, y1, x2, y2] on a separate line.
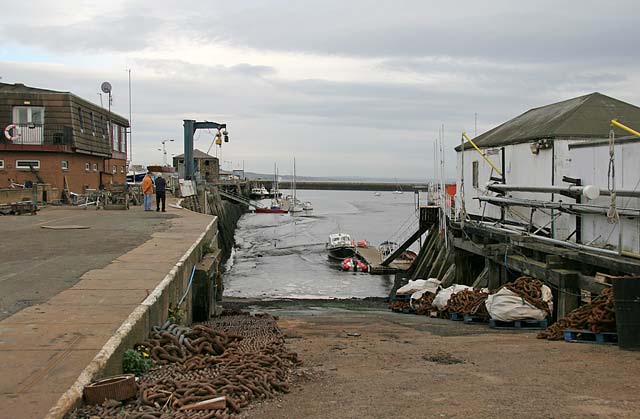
[563, 330, 618, 345]
[464, 314, 489, 324]
[489, 318, 548, 330]
[449, 312, 465, 321]
[402, 306, 417, 315]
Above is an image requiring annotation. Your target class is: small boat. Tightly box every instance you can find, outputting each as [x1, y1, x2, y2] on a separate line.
[393, 179, 403, 194]
[250, 185, 269, 199]
[326, 233, 356, 259]
[374, 192, 381, 196]
[255, 200, 286, 214]
[379, 241, 399, 258]
[340, 257, 369, 272]
[302, 201, 313, 211]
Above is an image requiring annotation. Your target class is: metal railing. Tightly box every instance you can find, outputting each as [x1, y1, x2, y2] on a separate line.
[3, 124, 73, 146]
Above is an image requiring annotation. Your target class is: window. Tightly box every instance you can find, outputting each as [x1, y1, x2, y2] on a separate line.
[61, 160, 69, 170]
[0, 160, 4, 169]
[93, 163, 98, 172]
[78, 108, 84, 131]
[472, 160, 479, 188]
[122, 129, 127, 153]
[16, 160, 41, 170]
[85, 162, 90, 172]
[101, 116, 107, 138]
[12, 106, 45, 124]
[112, 123, 118, 150]
[112, 165, 117, 174]
[120, 166, 125, 174]
[90, 112, 96, 134]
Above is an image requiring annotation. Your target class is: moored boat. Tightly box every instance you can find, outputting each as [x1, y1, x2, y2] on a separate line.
[340, 257, 369, 272]
[326, 233, 356, 259]
[302, 201, 313, 211]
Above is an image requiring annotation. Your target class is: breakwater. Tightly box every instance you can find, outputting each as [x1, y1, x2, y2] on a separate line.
[265, 181, 427, 191]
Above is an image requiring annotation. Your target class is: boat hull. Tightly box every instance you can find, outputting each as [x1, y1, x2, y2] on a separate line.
[255, 208, 286, 214]
[327, 246, 356, 260]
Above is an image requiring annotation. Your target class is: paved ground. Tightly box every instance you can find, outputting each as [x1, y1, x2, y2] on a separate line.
[0, 206, 175, 320]
[0, 204, 214, 419]
[234, 301, 640, 419]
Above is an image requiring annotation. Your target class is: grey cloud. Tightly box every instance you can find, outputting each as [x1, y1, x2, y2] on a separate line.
[193, 0, 640, 64]
[2, 15, 163, 52]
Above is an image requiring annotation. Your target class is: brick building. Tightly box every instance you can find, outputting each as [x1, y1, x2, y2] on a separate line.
[0, 82, 129, 195]
[173, 149, 219, 183]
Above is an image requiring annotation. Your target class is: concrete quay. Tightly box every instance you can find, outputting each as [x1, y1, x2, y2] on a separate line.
[0, 205, 216, 419]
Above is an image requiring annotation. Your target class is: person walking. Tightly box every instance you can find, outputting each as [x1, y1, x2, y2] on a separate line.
[155, 175, 167, 212]
[142, 171, 154, 211]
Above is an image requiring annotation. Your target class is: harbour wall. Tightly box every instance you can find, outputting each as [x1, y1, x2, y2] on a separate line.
[264, 181, 427, 191]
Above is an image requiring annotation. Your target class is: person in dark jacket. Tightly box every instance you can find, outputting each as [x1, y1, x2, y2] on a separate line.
[154, 175, 167, 212]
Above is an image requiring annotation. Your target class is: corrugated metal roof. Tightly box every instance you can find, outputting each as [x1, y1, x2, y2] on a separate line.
[173, 149, 217, 159]
[456, 92, 640, 151]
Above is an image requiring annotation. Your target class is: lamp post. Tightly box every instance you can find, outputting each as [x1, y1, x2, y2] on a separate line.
[160, 139, 174, 166]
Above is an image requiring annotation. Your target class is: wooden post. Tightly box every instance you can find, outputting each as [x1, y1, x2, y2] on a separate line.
[486, 259, 502, 291]
[557, 274, 580, 318]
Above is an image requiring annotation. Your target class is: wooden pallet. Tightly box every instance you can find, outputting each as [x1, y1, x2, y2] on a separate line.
[464, 314, 489, 324]
[563, 330, 618, 345]
[489, 318, 548, 330]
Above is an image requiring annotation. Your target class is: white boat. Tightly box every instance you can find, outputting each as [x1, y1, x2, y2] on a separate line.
[250, 185, 269, 198]
[393, 179, 403, 194]
[374, 192, 381, 197]
[302, 201, 314, 211]
[289, 157, 304, 213]
[326, 233, 355, 259]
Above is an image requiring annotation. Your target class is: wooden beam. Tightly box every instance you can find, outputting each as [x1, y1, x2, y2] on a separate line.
[381, 226, 427, 266]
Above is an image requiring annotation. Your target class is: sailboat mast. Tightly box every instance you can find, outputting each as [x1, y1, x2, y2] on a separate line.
[293, 157, 297, 203]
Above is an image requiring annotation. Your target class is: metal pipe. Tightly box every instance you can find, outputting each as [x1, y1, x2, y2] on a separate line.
[487, 183, 640, 198]
[611, 119, 640, 138]
[473, 221, 623, 257]
[462, 132, 503, 176]
[477, 195, 640, 217]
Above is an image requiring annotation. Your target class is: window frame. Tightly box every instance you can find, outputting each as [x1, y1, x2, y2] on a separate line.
[61, 160, 69, 170]
[12, 106, 45, 124]
[472, 160, 479, 188]
[0, 159, 4, 169]
[78, 107, 84, 132]
[16, 159, 41, 170]
[92, 163, 98, 172]
[85, 162, 90, 172]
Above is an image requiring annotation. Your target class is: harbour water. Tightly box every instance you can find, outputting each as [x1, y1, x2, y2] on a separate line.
[223, 189, 420, 299]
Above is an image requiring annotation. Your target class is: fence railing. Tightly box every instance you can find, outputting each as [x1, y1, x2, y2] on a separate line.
[3, 124, 73, 146]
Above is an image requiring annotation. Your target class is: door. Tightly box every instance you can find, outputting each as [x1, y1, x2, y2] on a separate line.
[12, 106, 45, 144]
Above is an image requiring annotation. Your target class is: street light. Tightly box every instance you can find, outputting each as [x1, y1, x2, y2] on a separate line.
[160, 139, 174, 166]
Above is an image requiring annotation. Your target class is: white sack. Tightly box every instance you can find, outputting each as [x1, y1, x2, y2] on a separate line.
[432, 285, 473, 310]
[397, 278, 441, 296]
[485, 285, 553, 321]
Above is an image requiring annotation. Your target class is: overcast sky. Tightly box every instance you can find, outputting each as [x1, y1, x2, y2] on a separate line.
[2, 0, 640, 179]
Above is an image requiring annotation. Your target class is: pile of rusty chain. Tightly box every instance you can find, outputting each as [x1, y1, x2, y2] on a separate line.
[414, 292, 436, 315]
[66, 313, 301, 419]
[142, 323, 242, 364]
[502, 276, 551, 314]
[537, 288, 616, 340]
[389, 300, 410, 312]
[443, 289, 489, 316]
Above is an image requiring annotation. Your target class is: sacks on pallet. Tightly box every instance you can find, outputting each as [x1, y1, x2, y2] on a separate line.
[432, 284, 473, 311]
[485, 286, 553, 322]
[408, 279, 442, 308]
[396, 278, 441, 297]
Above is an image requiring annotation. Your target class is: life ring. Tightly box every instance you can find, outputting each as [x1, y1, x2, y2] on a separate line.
[4, 124, 20, 141]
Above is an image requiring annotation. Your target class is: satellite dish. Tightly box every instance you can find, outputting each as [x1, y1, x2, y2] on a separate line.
[101, 82, 112, 94]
